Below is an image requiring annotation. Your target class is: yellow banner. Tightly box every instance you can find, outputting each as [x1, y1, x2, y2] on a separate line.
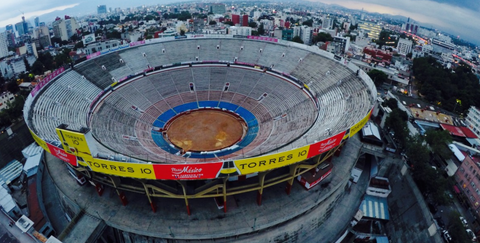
[83, 158, 156, 179]
[29, 129, 51, 153]
[55, 128, 92, 157]
[234, 146, 310, 174]
[349, 109, 372, 137]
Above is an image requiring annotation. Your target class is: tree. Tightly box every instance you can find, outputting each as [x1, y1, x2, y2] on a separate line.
[385, 109, 409, 147]
[51, 37, 62, 46]
[23, 57, 31, 72]
[258, 23, 265, 35]
[312, 32, 333, 44]
[74, 41, 84, 50]
[248, 22, 257, 28]
[224, 21, 234, 26]
[180, 29, 185, 36]
[291, 36, 304, 44]
[382, 98, 398, 110]
[425, 130, 452, 159]
[447, 211, 471, 243]
[367, 69, 388, 86]
[209, 20, 217, 25]
[349, 24, 358, 31]
[302, 19, 313, 27]
[31, 60, 45, 75]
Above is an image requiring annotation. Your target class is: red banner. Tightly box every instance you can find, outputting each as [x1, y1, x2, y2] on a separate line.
[47, 143, 77, 166]
[153, 162, 223, 180]
[307, 131, 346, 158]
[247, 36, 278, 43]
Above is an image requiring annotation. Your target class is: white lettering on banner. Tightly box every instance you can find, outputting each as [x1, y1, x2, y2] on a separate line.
[318, 138, 338, 153]
[171, 166, 203, 174]
[171, 166, 204, 179]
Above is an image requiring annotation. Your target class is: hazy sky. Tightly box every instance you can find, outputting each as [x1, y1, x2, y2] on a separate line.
[312, 0, 480, 44]
[0, 0, 478, 45]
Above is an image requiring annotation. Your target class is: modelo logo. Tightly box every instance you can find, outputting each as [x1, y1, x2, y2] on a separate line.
[171, 166, 202, 175]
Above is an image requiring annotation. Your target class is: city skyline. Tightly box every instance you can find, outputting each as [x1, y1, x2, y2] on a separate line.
[313, 0, 480, 45]
[0, 0, 479, 45]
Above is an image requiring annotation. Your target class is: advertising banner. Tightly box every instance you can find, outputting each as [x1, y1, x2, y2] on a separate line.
[307, 131, 346, 158]
[129, 40, 145, 47]
[30, 67, 65, 97]
[349, 108, 373, 138]
[247, 36, 278, 43]
[86, 51, 101, 60]
[29, 129, 50, 152]
[85, 158, 157, 180]
[234, 146, 310, 175]
[153, 163, 223, 180]
[55, 128, 92, 157]
[47, 143, 77, 166]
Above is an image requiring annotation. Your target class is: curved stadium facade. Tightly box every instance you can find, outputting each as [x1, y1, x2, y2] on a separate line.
[25, 36, 376, 241]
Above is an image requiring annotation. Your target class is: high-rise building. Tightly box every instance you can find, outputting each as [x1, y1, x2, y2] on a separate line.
[15, 22, 25, 36]
[5, 24, 13, 33]
[242, 15, 248, 27]
[34, 17, 40, 27]
[0, 32, 9, 58]
[396, 38, 413, 55]
[293, 26, 312, 45]
[210, 3, 226, 15]
[97, 5, 107, 14]
[232, 14, 240, 25]
[322, 16, 333, 30]
[52, 16, 79, 41]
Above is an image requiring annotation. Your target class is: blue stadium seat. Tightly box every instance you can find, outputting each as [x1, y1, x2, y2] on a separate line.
[173, 102, 198, 113]
[198, 101, 219, 108]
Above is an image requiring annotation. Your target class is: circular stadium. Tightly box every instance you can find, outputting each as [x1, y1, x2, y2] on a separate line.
[24, 36, 376, 241]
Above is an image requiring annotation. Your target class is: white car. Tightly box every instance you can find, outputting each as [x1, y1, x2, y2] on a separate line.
[460, 216, 468, 228]
[442, 230, 452, 242]
[466, 229, 477, 242]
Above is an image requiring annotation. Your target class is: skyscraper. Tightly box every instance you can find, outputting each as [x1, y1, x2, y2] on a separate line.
[52, 16, 79, 41]
[15, 22, 25, 36]
[34, 17, 40, 27]
[0, 32, 9, 58]
[5, 24, 13, 33]
[97, 5, 107, 14]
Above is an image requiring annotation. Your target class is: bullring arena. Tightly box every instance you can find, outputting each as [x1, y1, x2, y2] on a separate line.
[25, 36, 376, 242]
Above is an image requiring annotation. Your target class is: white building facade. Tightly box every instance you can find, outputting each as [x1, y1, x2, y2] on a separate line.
[466, 106, 480, 138]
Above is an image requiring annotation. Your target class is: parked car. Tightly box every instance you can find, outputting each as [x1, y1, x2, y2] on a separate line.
[442, 230, 452, 242]
[466, 229, 477, 242]
[460, 216, 468, 228]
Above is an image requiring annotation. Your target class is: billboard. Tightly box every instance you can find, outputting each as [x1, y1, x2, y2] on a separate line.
[55, 128, 93, 157]
[82, 34, 95, 46]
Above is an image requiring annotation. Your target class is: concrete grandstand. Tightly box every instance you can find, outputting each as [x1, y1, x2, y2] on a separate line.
[25, 36, 376, 241]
